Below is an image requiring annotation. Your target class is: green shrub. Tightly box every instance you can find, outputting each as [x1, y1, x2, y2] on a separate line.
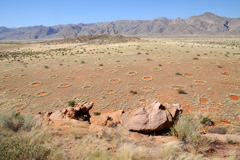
[176, 72, 182, 75]
[200, 117, 214, 126]
[130, 90, 138, 94]
[94, 112, 101, 116]
[0, 110, 35, 132]
[177, 89, 186, 94]
[173, 113, 210, 153]
[68, 100, 76, 107]
[99, 64, 103, 66]
[207, 127, 227, 134]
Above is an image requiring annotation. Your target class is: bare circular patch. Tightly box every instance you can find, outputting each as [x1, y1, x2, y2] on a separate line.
[94, 67, 102, 71]
[35, 90, 51, 97]
[106, 69, 118, 73]
[230, 95, 240, 101]
[209, 62, 219, 65]
[83, 85, 93, 90]
[128, 71, 138, 76]
[20, 93, 31, 98]
[171, 85, 186, 90]
[184, 73, 193, 77]
[50, 75, 58, 79]
[142, 76, 153, 81]
[6, 89, 17, 93]
[200, 98, 209, 104]
[109, 78, 121, 84]
[107, 90, 116, 95]
[194, 80, 207, 85]
[152, 68, 162, 72]
[58, 83, 72, 88]
[15, 105, 24, 110]
[139, 99, 147, 103]
[221, 72, 229, 76]
[37, 71, 43, 74]
[30, 81, 41, 87]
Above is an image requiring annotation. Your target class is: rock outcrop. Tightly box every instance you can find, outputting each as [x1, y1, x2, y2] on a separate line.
[38, 102, 94, 123]
[37, 101, 182, 134]
[122, 101, 182, 133]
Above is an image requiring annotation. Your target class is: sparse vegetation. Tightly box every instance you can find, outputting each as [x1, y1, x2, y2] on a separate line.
[93, 112, 101, 116]
[68, 100, 76, 107]
[177, 89, 186, 94]
[130, 90, 138, 94]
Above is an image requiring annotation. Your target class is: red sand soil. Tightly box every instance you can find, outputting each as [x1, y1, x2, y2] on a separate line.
[230, 95, 240, 101]
[173, 86, 185, 90]
[139, 99, 147, 103]
[184, 73, 193, 76]
[195, 67, 201, 70]
[109, 79, 120, 83]
[107, 90, 115, 94]
[200, 98, 209, 104]
[37, 92, 48, 97]
[128, 72, 137, 76]
[0, 86, 4, 89]
[59, 83, 71, 87]
[143, 76, 152, 81]
[195, 81, 205, 85]
[31, 82, 41, 86]
[171, 62, 177, 64]
[16, 105, 23, 110]
[221, 72, 229, 76]
[107, 70, 117, 73]
[37, 71, 43, 74]
[51, 75, 57, 79]
[210, 62, 217, 65]
[9, 89, 17, 93]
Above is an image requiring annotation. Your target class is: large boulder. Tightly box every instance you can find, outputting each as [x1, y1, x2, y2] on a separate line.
[122, 101, 182, 133]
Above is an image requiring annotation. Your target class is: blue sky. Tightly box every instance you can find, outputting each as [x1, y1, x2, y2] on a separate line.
[1, 0, 240, 28]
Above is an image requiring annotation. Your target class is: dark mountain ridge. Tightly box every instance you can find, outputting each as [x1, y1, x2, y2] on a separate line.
[1, 12, 240, 41]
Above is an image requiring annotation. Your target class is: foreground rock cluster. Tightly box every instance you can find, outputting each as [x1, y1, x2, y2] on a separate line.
[38, 101, 182, 134]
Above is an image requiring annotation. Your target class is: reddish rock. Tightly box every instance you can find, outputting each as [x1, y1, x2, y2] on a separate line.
[49, 110, 63, 121]
[122, 102, 182, 133]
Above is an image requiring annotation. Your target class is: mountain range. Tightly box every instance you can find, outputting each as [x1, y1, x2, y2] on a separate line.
[0, 12, 240, 41]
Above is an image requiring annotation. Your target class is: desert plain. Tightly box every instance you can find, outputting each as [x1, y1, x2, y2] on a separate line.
[0, 35, 240, 159]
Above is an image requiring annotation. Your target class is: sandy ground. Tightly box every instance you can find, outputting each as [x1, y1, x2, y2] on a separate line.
[0, 37, 239, 131]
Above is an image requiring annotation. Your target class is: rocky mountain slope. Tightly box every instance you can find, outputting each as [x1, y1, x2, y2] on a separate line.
[0, 12, 240, 40]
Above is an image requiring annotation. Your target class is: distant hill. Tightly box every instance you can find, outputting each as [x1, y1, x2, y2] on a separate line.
[0, 12, 240, 41]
